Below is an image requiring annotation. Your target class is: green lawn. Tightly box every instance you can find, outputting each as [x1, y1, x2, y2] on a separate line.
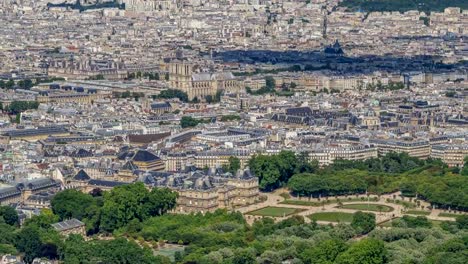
[280, 200, 322, 206]
[405, 210, 430, 216]
[308, 212, 356, 223]
[247, 207, 304, 217]
[338, 204, 394, 212]
[438, 212, 466, 218]
[385, 199, 417, 209]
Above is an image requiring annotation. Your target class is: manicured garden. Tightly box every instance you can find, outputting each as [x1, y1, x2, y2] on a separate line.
[247, 206, 305, 217]
[338, 204, 394, 212]
[308, 212, 356, 223]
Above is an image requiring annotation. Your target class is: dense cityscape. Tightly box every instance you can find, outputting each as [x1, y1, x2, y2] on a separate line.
[0, 0, 467, 263]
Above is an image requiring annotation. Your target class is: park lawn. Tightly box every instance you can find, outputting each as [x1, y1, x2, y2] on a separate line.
[438, 212, 466, 218]
[386, 199, 417, 209]
[338, 203, 394, 212]
[247, 206, 304, 217]
[405, 210, 430, 216]
[308, 212, 356, 223]
[280, 200, 321, 206]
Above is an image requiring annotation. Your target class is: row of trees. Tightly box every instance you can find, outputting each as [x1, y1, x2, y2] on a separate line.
[179, 116, 211, 128]
[118, 91, 145, 100]
[157, 89, 190, 102]
[364, 81, 406, 92]
[0, 79, 33, 90]
[1, 101, 40, 114]
[0, 77, 65, 90]
[248, 151, 468, 210]
[339, 0, 467, 13]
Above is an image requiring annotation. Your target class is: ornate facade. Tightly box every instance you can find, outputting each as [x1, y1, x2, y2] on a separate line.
[167, 62, 240, 100]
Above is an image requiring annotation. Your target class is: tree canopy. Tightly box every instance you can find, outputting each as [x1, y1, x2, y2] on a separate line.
[0, 206, 18, 226]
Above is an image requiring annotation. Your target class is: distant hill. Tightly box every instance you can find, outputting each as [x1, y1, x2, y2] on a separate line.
[339, 0, 468, 13]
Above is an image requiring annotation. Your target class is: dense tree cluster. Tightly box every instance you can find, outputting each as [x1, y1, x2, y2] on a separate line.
[122, 209, 466, 264]
[157, 89, 189, 102]
[51, 183, 178, 234]
[288, 170, 368, 197]
[220, 114, 241, 122]
[180, 116, 211, 128]
[0, 206, 19, 226]
[5, 101, 40, 114]
[0, 183, 178, 263]
[364, 81, 405, 92]
[339, 0, 467, 13]
[248, 151, 319, 191]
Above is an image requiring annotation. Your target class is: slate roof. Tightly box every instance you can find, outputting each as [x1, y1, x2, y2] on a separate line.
[73, 169, 91, 181]
[0, 186, 21, 200]
[51, 218, 85, 232]
[88, 179, 127, 188]
[132, 150, 161, 162]
[150, 102, 172, 109]
[122, 160, 139, 171]
[128, 132, 171, 144]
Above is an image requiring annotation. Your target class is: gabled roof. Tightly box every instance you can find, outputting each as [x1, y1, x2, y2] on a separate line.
[73, 169, 91, 181]
[122, 160, 138, 171]
[132, 150, 161, 162]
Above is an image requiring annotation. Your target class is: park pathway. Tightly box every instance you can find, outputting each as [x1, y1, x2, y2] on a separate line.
[238, 189, 462, 225]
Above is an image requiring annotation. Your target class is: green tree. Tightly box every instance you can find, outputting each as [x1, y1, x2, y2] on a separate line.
[0, 243, 17, 255]
[335, 238, 386, 264]
[158, 89, 189, 102]
[351, 212, 376, 235]
[100, 183, 149, 232]
[265, 76, 275, 89]
[51, 189, 96, 220]
[180, 116, 201, 128]
[24, 209, 59, 229]
[145, 187, 178, 217]
[0, 206, 18, 226]
[232, 248, 256, 264]
[302, 239, 348, 264]
[460, 156, 468, 176]
[15, 226, 42, 264]
[228, 156, 241, 174]
[455, 215, 468, 229]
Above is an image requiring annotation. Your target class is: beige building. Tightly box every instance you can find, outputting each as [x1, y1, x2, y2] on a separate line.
[431, 144, 468, 167]
[175, 170, 259, 214]
[305, 145, 378, 166]
[370, 139, 431, 159]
